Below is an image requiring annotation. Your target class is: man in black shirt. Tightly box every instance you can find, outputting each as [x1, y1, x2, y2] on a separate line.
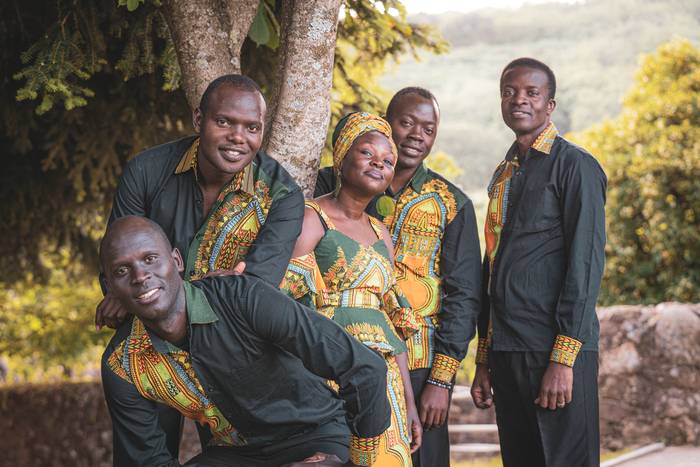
[96, 74, 304, 329]
[100, 216, 390, 467]
[471, 58, 606, 467]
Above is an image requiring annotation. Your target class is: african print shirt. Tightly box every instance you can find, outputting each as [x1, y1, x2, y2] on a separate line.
[109, 135, 304, 286]
[477, 122, 607, 367]
[314, 165, 482, 386]
[102, 278, 391, 466]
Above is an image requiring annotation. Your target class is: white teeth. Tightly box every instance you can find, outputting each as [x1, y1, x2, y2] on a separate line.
[138, 288, 158, 300]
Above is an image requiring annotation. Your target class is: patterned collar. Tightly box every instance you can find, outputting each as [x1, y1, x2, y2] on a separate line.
[506, 122, 559, 162]
[129, 282, 218, 355]
[174, 137, 255, 195]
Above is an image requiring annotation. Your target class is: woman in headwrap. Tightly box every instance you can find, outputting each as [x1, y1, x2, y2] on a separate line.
[280, 112, 422, 466]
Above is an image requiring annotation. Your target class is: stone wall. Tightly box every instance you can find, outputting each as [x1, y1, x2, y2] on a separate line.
[1, 303, 698, 466]
[598, 302, 700, 450]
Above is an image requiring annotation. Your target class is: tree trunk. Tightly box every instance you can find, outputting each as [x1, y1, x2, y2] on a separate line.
[265, 0, 342, 196]
[161, 0, 259, 110]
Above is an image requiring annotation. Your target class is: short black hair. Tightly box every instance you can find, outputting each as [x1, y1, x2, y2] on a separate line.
[500, 57, 557, 99]
[385, 86, 440, 121]
[99, 216, 171, 271]
[198, 74, 264, 115]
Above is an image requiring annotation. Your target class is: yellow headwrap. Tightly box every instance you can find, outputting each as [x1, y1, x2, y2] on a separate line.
[331, 112, 397, 194]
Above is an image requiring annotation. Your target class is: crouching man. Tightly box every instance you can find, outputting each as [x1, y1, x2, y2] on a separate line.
[100, 216, 390, 466]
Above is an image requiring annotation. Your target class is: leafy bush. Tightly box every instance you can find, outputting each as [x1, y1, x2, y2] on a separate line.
[569, 38, 700, 305]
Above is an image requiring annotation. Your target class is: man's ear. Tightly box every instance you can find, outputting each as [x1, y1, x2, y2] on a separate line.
[172, 248, 184, 273]
[193, 108, 202, 133]
[547, 98, 556, 115]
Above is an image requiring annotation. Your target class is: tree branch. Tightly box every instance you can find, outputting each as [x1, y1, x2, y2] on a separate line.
[265, 0, 342, 196]
[161, 0, 259, 110]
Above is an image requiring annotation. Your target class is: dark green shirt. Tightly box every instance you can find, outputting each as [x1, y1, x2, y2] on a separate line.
[109, 136, 304, 285]
[479, 134, 607, 352]
[102, 276, 390, 466]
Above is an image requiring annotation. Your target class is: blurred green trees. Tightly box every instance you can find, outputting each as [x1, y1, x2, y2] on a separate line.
[0, 0, 445, 383]
[569, 38, 700, 305]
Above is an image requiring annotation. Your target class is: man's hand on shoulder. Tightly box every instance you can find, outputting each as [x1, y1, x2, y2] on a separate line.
[95, 293, 130, 330]
[470, 363, 493, 409]
[535, 361, 573, 410]
[419, 383, 450, 430]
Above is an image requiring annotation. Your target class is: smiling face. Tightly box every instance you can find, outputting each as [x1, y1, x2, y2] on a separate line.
[340, 131, 396, 196]
[193, 84, 266, 180]
[102, 218, 184, 323]
[386, 93, 439, 171]
[500, 66, 555, 139]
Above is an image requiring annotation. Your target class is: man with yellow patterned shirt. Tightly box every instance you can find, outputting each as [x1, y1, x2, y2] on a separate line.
[471, 58, 606, 467]
[100, 216, 389, 467]
[95, 74, 304, 458]
[314, 88, 482, 466]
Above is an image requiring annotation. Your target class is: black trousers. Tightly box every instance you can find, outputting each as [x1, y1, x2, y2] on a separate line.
[409, 367, 453, 467]
[490, 351, 599, 467]
[184, 416, 350, 466]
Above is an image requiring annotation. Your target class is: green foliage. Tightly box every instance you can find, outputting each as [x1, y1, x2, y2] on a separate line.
[568, 38, 700, 305]
[0, 249, 109, 383]
[249, 0, 280, 49]
[13, 7, 106, 114]
[382, 0, 700, 193]
[425, 151, 463, 181]
[1, 0, 445, 382]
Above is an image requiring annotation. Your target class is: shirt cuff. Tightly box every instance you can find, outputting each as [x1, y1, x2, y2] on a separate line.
[475, 337, 489, 365]
[429, 353, 460, 385]
[550, 334, 583, 367]
[350, 435, 380, 466]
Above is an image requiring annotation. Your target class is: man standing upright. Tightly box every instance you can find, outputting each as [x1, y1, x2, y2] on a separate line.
[471, 58, 607, 467]
[315, 88, 482, 466]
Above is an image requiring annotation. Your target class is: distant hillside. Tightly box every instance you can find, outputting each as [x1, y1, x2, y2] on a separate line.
[381, 0, 700, 194]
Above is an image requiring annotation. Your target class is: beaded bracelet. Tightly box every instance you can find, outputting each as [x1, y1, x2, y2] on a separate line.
[426, 378, 453, 391]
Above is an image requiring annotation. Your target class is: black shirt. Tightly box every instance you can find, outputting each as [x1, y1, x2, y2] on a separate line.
[102, 276, 390, 466]
[479, 131, 607, 353]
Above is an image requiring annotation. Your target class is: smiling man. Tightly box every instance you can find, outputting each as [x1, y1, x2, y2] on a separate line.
[96, 74, 304, 329]
[314, 89, 482, 467]
[95, 74, 304, 458]
[471, 58, 607, 467]
[100, 216, 390, 467]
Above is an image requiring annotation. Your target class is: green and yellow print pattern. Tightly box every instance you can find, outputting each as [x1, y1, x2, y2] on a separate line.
[281, 201, 418, 466]
[384, 178, 460, 370]
[107, 318, 246, 447]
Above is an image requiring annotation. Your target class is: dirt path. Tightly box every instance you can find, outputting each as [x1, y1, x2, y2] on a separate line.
[614, 446, 700, 466]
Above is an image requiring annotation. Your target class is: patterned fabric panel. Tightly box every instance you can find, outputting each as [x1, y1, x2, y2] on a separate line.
[280, 252, 327, 310]
[192, 179, 271, 279]
[280, 201, 418, 355]
[382, 178, 459, 370]
[350, 355, 412, 467]
[550, 334, 582, 367]
[107, 318, 246, 447]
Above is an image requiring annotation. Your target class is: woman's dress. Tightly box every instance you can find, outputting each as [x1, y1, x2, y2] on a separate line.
[280, 201, 419, 466]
